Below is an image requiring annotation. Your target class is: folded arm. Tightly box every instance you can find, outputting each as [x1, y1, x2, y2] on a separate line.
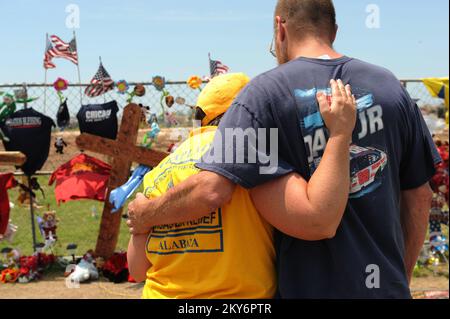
[127, 172, 235, 234]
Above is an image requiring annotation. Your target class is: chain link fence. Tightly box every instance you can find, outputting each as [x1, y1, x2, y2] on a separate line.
[401, 79, 447, 108]
[0, 81, 202, 126]
[1, 78, 445, 123]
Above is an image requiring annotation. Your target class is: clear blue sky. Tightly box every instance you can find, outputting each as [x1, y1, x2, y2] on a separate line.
[0, 0, 448, 84]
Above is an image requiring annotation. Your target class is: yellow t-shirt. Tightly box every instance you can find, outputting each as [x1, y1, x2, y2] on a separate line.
[141, 126, 275, 299]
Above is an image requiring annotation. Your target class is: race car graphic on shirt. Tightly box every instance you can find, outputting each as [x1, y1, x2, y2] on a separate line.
[294, 86, 387, 199]
[349, 145, 387, 198]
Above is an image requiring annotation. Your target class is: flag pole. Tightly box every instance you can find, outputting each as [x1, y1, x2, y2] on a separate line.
[43, 33, 48, 114]
[74, 30, 83, 106]
[99, 56, 106, 104]
[44, 69, 48, 114]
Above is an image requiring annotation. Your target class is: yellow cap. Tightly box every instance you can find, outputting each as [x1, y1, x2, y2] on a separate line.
[197, 73, 250, 126]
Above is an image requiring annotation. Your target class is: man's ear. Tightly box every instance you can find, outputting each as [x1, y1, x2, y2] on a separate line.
[275, 16, 286, 42]
[331, 24, 338, 44]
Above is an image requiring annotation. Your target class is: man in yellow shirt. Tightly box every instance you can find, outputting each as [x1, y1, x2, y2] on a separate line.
[127, 73, 356, 299]
[128, 73, 276, 298]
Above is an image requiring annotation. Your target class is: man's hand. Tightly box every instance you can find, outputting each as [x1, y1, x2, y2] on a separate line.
[127, 193, 154, 235]
[318, 79, 357, 141]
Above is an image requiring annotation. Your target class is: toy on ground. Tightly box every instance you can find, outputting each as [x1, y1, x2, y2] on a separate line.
[54, 137, 68, 154]
[68, 251, 99, 283]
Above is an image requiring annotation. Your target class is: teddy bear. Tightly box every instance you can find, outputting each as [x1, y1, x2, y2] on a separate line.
[68, 250, 99, 284]
[42, 210, 58, 241]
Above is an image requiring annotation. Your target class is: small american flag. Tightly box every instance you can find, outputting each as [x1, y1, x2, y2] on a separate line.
[44, 34, 78, 69]
[85, 62, 114, 97]
[209, 54, 229, 78]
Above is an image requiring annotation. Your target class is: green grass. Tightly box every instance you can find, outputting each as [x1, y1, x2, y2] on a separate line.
[1, 176, 134, 256]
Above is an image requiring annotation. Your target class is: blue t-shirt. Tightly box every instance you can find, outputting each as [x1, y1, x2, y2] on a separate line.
[197, 56, 441, 299]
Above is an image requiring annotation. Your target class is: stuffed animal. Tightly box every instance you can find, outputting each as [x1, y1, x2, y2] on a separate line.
[141, 117, 160, 149]
[42, 210, 58, 241]
[54, 137, 68, 154]
[138, 104, 150, 124]
[68, 251, 99, 283]
[16, 178, 44, 208]
[165, 112, 179, 127]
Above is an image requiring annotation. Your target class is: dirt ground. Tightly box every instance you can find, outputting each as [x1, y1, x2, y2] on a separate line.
[0, 272, 143, 299]
[0, 273, 447, 299]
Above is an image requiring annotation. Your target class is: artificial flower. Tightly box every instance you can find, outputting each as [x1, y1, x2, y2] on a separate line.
[3, 94, 14, 106]
[53, 78, 69, 92]
[134, 84, 146, 97]
[175, 97, 186, 105]
[116, 80, 129, 94]
[152, 76, 166, 91]
[187, 76, 203, 90]
[165, 95, 175, 108]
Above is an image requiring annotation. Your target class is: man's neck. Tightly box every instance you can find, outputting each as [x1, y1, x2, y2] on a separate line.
[288, 38, 342, 60]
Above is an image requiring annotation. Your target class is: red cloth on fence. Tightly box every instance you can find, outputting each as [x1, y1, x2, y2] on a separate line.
[48, 154, 111, 204]
[0, 173, 17, 235]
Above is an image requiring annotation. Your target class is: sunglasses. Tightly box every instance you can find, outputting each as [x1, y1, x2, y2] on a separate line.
[269, 34, 277, 58]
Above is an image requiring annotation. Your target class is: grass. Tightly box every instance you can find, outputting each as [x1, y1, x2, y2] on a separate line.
[1, 176, 134, 256]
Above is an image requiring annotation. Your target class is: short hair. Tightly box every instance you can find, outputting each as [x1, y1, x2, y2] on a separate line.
[275, 0, 336, 39]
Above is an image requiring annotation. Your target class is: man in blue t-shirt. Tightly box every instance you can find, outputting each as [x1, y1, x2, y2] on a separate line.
[127, 0, 441, 298]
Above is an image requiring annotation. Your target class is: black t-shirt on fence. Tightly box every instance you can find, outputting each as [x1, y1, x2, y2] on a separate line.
[57, 99, 70, 129]
[1, 108, 55, 176]
[76, 101, 119, 140]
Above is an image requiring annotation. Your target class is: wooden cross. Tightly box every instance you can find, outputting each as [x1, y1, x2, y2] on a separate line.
[0, 151, 26, 166]
[76, 103, 168, 258]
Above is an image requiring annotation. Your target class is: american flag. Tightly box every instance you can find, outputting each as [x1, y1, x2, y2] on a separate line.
[43, 34, 78, 69]
[84, 62, 114, 97]
[43, 36, 56, 69]
[50, 35, 78, 65]
[209, 54, 229, 78]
